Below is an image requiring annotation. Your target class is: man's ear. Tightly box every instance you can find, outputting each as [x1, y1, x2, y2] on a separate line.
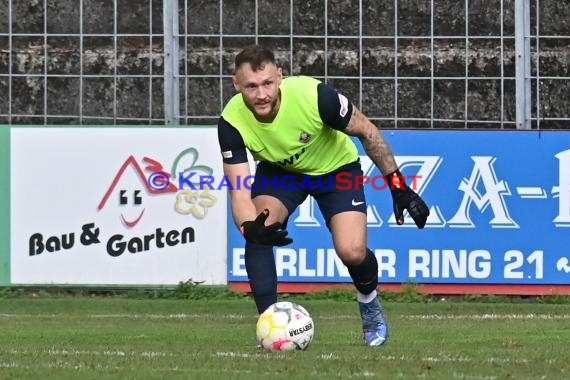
[276, 67, 283, 83]
[232, 75, 240, 92]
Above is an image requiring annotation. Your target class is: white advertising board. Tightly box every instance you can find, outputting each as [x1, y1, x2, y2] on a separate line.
[11, 127, 227, 285]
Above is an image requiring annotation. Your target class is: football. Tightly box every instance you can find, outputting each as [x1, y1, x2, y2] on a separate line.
[256, 301, 314, 351]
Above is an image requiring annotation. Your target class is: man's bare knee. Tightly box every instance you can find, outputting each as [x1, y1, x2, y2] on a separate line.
[336, 244, 367, 266]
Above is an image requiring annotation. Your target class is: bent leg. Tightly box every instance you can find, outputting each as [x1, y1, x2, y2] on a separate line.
[329, 211, 387, 346]
[329, 211, 378, 295]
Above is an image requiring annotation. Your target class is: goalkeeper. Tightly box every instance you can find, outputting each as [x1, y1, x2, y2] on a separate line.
[217, 45, 429, 347]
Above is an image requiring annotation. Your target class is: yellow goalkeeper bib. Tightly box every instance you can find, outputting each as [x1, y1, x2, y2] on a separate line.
[221, 76, 358, 175]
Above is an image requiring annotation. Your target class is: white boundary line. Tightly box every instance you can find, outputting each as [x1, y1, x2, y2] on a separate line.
[1, 313, 570, 321]
[401, 313, 570, 320]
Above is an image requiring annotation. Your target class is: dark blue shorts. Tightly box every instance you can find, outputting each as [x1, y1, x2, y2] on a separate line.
[251, 160, 367, 225]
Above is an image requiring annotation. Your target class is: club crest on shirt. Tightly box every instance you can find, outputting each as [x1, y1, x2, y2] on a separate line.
[299, 131, 311, 144]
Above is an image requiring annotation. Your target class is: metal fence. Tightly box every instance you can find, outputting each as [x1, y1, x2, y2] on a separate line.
[0, 0, 568, 128]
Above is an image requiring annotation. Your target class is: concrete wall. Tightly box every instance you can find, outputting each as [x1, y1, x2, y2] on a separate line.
[0, 0, 568, 127]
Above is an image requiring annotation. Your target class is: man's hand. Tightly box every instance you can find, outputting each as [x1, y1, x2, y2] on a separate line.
[240, 209, 293, 246]
[387, 171, 430, 229]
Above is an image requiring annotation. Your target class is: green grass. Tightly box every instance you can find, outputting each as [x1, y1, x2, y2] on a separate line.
[0, 292, 569, 379]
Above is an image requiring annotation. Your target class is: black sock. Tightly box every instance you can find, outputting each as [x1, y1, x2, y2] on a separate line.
[346, 248, 378, 295]
[244, 242, 277, 313]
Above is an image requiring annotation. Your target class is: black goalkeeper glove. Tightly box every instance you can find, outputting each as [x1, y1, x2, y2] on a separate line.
[387, 170, 430, 229]
[240, 209, 293, 246]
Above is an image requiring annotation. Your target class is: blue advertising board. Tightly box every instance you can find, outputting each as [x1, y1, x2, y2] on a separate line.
[228, 130, 570, 287]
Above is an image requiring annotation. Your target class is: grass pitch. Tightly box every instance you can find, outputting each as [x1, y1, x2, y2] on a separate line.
[0, 294, 569, 379]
